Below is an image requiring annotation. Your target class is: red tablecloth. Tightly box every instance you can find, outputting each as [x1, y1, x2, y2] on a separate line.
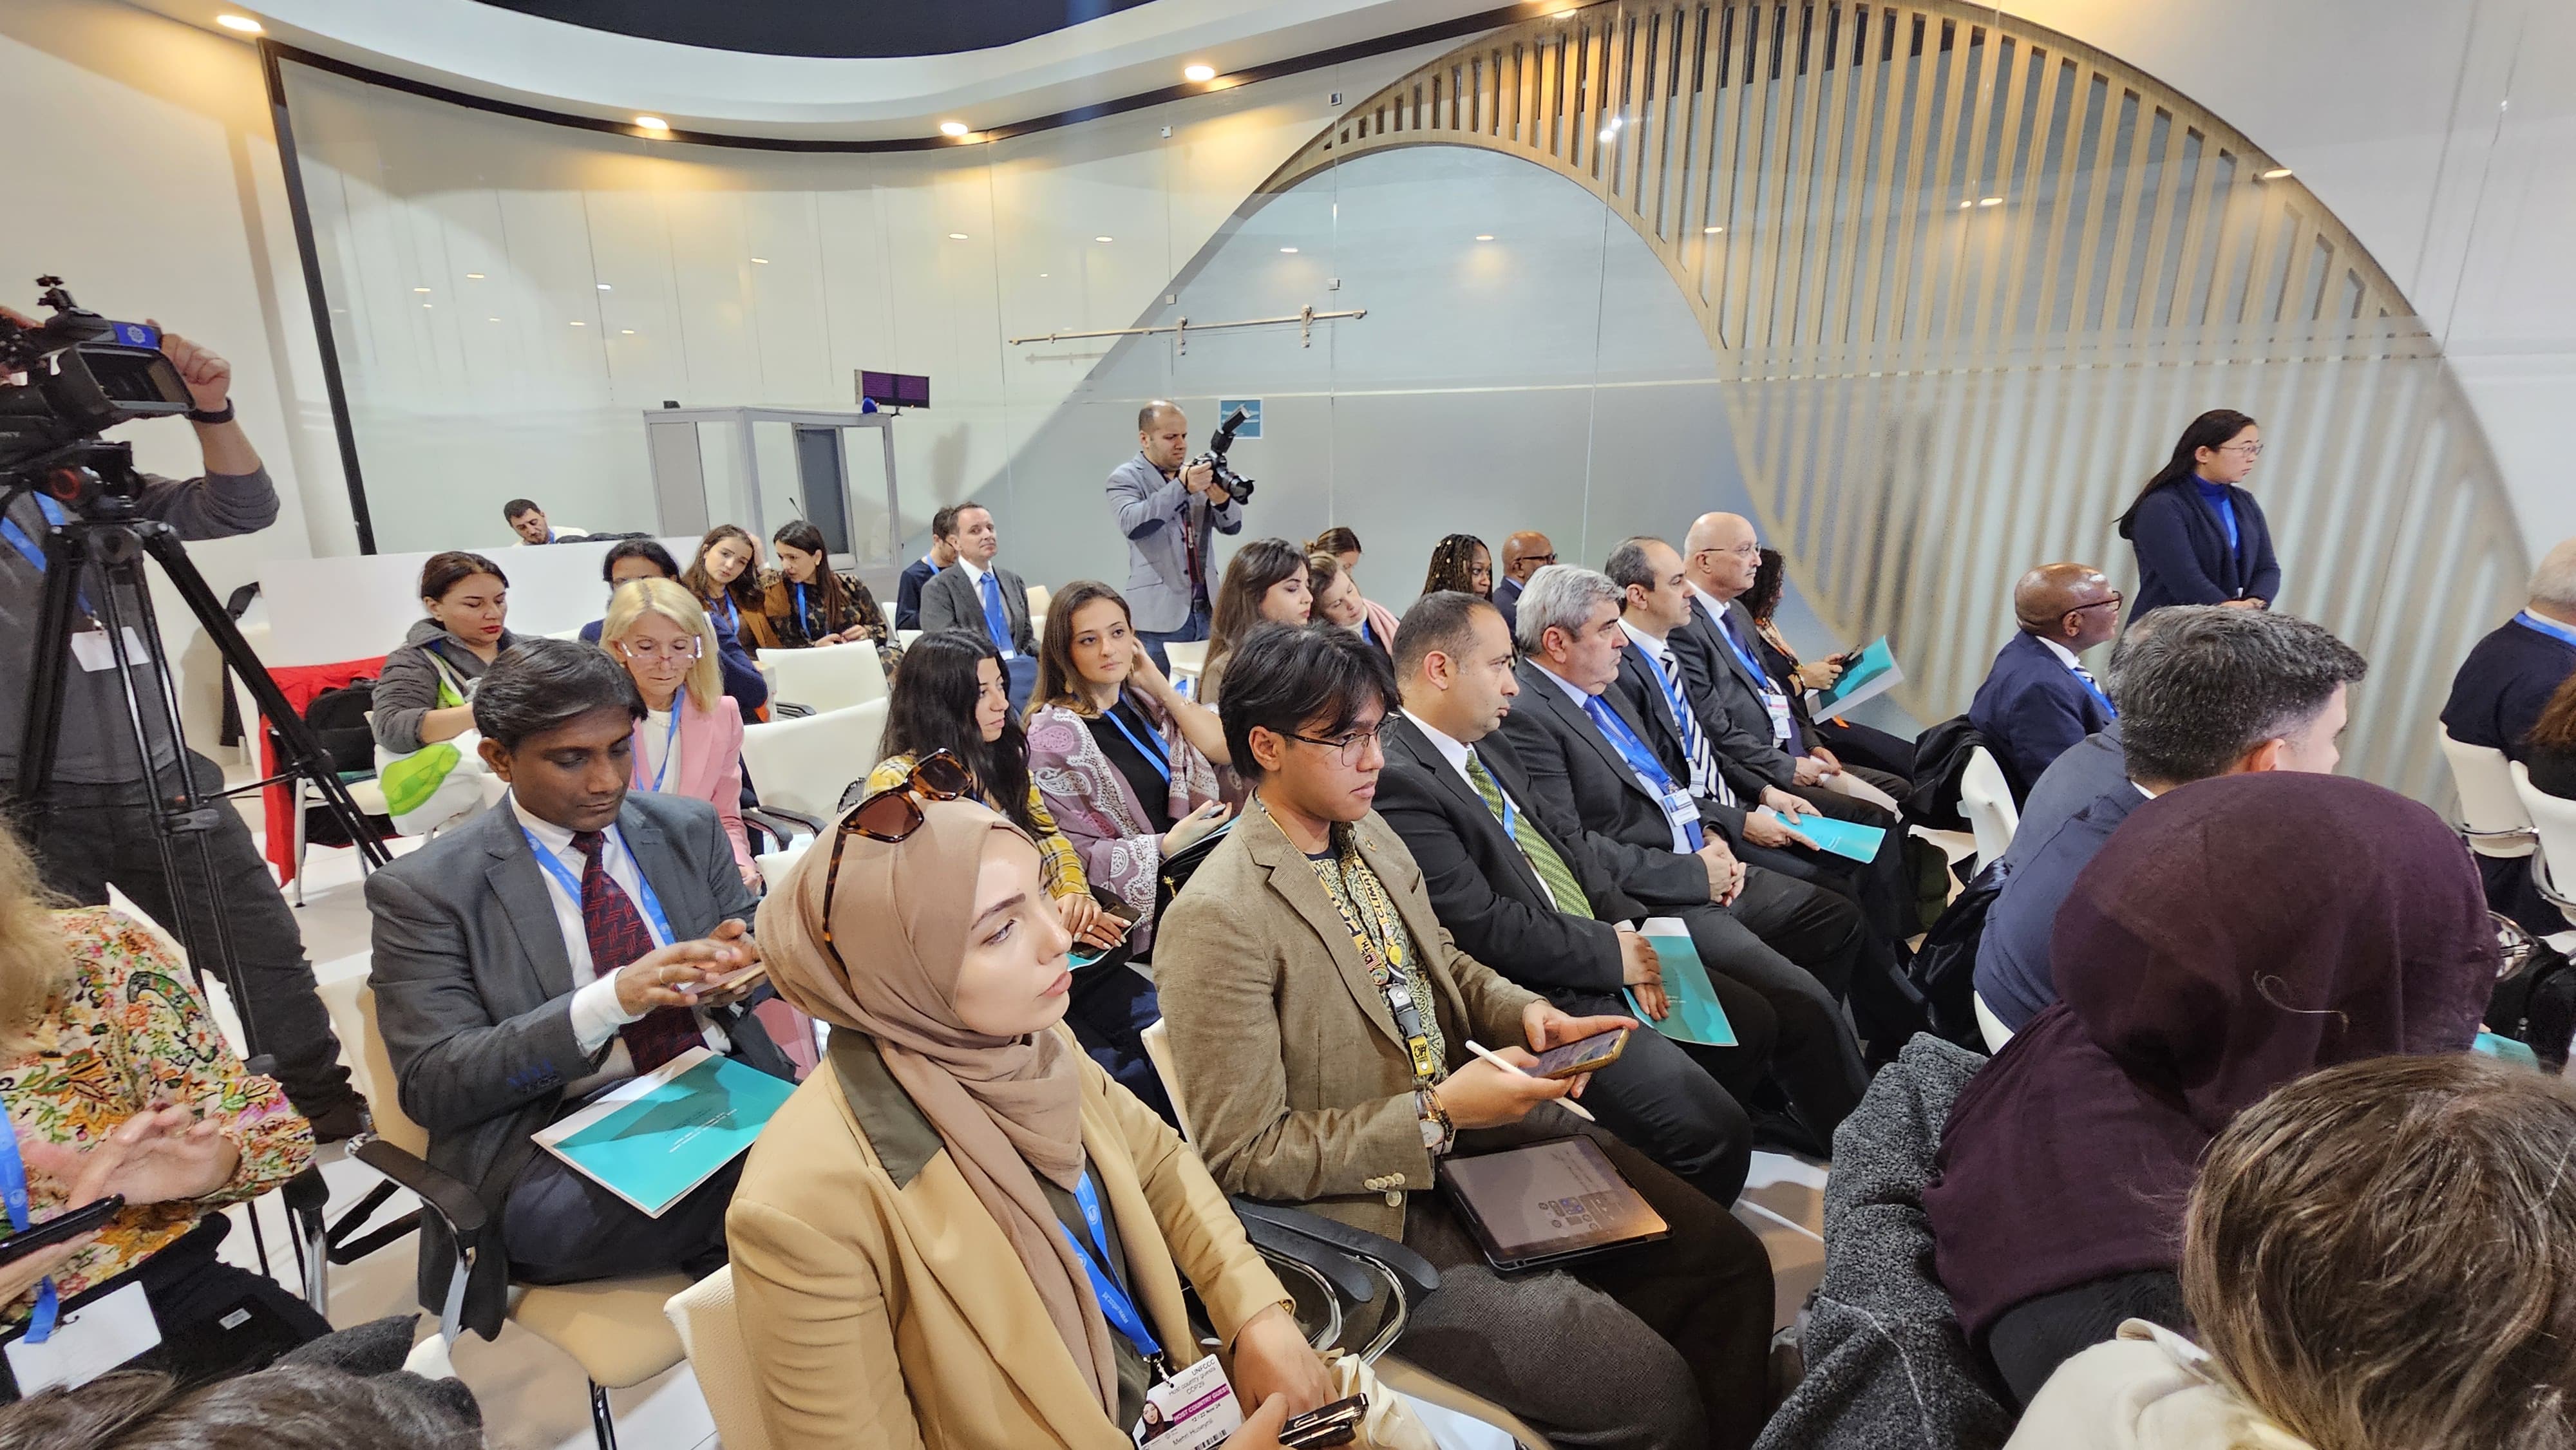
[257, 656, 385, 886]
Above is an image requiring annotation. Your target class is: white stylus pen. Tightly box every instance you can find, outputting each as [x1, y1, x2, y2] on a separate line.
[1461, 1039, 1598, 1122]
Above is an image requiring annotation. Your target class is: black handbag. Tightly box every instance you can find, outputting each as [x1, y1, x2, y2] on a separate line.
[2486, 914, 2576, 1070]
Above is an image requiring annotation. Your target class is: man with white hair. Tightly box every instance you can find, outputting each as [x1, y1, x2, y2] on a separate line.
[2443, 535, 2576, 932]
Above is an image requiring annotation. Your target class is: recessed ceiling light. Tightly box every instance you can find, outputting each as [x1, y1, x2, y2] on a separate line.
[464, 272, 485, 279]
[1094, 236, 1114, 243]
[1599, 128, 1617, 142]
[1958, 200, 1974, 209]
[938, 120, 970, 137]
[750, 257, 769, 265]
[487, 316, 500, 321]
[1978, 196, 2004, 207]
[1038, 272, 1049, 278]
[412, 287, 430, 294]
[421, 303, 432, 309]
[214, 14, 262, 33]
[634, 116, 669, 133]
[1184, 63, 1217, 82]
[569, 321, 585, 326]
[1703, 225, 1723, 234]
[621, 328, 636, 335]
[1280, 246, 1298, 254]
[596, 283, 612, 290]
[948, 232, 969, 240]
[2260, 166, 2293, 180]
[1475, 234, 1495, 241]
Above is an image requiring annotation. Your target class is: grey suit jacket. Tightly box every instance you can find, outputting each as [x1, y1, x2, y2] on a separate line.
[918, 560, 1037, 655]
[365, 791, 787, 1337]
[1673, 595, 1803, 793]
[1106, 451, 1243, 633]
[1493, 659, 1716, 916]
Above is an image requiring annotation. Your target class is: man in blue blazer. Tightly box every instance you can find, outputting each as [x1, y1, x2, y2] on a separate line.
[1967, 563, 2122, 800]
[2442, 539, 2576, 932]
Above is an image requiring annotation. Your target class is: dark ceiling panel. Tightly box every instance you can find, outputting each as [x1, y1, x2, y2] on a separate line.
[469, 0, 1166, 58]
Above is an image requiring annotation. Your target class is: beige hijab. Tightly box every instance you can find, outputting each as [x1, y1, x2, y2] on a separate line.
[757, 798, 1117, 1414]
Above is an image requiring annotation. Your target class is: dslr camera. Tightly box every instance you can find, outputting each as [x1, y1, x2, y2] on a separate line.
[0, 278, 194, 482]
[1189, 405, 1256, 503]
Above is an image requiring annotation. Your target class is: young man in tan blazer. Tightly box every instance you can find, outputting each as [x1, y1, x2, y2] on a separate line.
[1156, 622, 1779, 1450]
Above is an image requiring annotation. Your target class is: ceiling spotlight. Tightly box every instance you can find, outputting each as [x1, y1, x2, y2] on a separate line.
[1280, 246, 1299, 254]
[948, 232, 969, 240]
[596, 283, 612, 290]
[1184, 63, 1217, 82]
[1957, 200, 1973, 209]
[621, 328, 636, 335]
[939, 120, 969, 137]
[2260, 166, 2293, 180]
[214, 14, 263, 33]
[1599, 128, 1617, 142]
[421, 303, 432, 309]
[634, 116, 669, 133]
[1475, 234, 1495, 241]
[1977, 196, 2003, 207]
[1039, 272, 1049, 278]
[750, 257, 769, 264]
[1703, 225, 1723, 234]
[412, 287, 430, 294]
[1095, 236, 1114, 243]
[569, 321, 585, 326]
[464, 272, 485, 279]
[487, 316, 500, 322]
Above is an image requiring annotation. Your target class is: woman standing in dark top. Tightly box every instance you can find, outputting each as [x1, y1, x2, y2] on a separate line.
[2526, 673, 2576, 799]
[2116, 409, 2281, 619]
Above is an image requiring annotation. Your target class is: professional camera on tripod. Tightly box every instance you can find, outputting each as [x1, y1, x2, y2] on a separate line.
[1189, 404, 1258, 503]
[2, 278, 384, 1297]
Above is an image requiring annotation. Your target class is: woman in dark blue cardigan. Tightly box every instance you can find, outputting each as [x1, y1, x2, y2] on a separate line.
[2116, 408, 2280, 620]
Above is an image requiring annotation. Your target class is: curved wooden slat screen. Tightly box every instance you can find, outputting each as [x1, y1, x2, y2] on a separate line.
[1261, 0, 2523, 802]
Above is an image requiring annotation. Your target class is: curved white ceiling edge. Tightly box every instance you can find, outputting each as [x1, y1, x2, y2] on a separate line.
[128, 0, 1509, 138]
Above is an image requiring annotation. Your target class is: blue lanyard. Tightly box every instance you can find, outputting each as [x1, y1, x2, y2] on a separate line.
[634, 708, 682, 793]
[2070, 666, 2118, 717]
[1099, 702, 1171, 784]
[792, 581, 811, 635]
[0, 1129, 61, 1342]
[1065, 1169, 1164, 1365]
[710, 593, 737, 634]
[2518, 611, 2576, 651]
[3, 496, 94, 620]
[1714, 611, 1776, 692]
[519, 824, 677, 950]
[1582, 695, 1707, 851]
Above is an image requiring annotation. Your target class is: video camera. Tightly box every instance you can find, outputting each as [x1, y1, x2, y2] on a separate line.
[1191, 405, 1256, 503]
[0, 278, 194, 480]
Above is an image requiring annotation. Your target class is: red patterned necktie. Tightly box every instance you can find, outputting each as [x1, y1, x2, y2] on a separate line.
[570, 829, 702, 1073]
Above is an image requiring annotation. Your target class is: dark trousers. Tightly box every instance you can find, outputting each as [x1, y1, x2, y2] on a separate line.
[504, 1147, 742, 1286]
[0, 1216, 331, 1401]
[2483, 852, 2570, 939]
[10, 751, 358, 1123]
[1678, 869, 1871, 1136]
[1814, 719, 1918, 792]
[1557, 987, 1774, 1207]
[1376, 1116, 1777, 1450]
[1137, 607, 1211, 675]
[1985, 1268, 2188, 1410]
[1779, 784, 1913, 943]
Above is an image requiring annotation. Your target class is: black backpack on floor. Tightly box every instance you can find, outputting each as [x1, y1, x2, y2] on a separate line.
[1908, 858, 2007, 1051]
[2487, 916, 2576, 1070]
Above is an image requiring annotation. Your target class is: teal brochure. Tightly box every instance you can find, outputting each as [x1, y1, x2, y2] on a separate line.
[1812, 637, 1903, 715]
[2474, 1030, 2543, 1070]
[535, 1048, 796, 1217]
[1627, 918, 1736, 1048]
[1757, 808, 1886, 864]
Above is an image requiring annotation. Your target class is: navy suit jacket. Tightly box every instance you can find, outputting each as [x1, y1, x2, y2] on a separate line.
[1971, 725, 2136, 1031]
[1493, 575, 1524, 632]
[893, 557, 940, 631]
[2122, 481, 2280, 618]
[2442, 615, 2576, 762]
[1967, 631, 2113, 801]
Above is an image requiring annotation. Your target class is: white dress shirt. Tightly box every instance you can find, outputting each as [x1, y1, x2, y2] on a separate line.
[953, 556, 1018, 659]
[2036, 635, 2082, 671]
[1401, 710, 1562, 910]
[508, 795, 724, 1093]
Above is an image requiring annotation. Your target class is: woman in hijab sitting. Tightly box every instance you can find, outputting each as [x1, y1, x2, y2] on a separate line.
[726, 764, 1336, 1449]
[1923, 771, 2499, 1408]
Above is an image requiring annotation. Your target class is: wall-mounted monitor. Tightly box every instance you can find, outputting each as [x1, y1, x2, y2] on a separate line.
[857, 370, 931, 409]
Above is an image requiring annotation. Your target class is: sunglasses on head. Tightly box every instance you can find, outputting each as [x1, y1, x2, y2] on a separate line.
[819, 749, 974, 972]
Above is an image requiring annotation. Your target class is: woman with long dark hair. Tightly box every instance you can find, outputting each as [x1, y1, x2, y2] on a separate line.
[1200, 538, 1312, 708]
[752, 520, 890, 650]
[1745, 548, 1915, 793]
[679, 524, 772, 719]
[2115, 409, 2280, 619]
[1421, 532, 1493, 601]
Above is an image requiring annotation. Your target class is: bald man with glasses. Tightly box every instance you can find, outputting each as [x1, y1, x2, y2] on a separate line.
[1495, 531, 1557, 630]
[1967, 563, 2125, 800]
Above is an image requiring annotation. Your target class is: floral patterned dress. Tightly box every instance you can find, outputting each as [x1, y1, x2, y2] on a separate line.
[0, 909, 314, 1324]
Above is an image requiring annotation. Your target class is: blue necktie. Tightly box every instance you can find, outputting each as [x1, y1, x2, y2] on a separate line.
[1580, 693, 1705, 851]
[2072, 663, 2118, 718]
[978, 570, 1012, 655]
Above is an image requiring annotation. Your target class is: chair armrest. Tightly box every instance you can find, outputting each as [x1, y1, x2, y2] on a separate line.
[352, 1137, 489, 1247]
[745, 805, 825, 839]
[1235, 1209, 1378, 1305]
[1230, 1199, 1439, 1300]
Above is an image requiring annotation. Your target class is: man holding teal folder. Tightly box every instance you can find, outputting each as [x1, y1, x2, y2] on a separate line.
[1376, 591, 1783, 1205]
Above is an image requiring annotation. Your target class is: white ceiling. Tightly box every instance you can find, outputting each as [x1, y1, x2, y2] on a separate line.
[128, 0, 1520, 141]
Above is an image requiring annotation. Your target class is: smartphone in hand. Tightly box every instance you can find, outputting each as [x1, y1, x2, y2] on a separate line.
[1529, 1028, 1629, 1080]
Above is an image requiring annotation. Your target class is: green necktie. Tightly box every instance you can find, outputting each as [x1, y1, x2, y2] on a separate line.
[1463, 751, 1593, 918]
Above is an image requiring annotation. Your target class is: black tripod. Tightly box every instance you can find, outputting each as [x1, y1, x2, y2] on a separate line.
[9, 437, 388, 1305]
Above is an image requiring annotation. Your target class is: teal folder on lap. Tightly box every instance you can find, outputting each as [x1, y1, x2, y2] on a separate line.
[1811, 636, 1903, 715]
[1756, 808, 1887, 864]
[1628, 918, 1736, 1048]
[533, 1047, 796, 1218]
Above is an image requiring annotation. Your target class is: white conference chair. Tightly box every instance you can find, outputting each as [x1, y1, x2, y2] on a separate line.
[1958, 747, 2018, 867]
[738, 701, 887, 827]
[2509, 762, 2576, 933]
[757, 642, 887, 715]
[665, 1267, 773, 1450]
[1164, 640, 1209, 693]
[2444, 730, 2538, 858]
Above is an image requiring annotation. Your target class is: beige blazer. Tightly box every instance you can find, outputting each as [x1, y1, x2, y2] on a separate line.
[727, 1028, 1292, 1450]
[1155, 806, 1542, 1243]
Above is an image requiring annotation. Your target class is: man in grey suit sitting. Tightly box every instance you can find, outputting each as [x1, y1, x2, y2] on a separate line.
[917, 500, 1041, 711]
[366, 639, 793, 1340]
[1106, 400, 1244, 671]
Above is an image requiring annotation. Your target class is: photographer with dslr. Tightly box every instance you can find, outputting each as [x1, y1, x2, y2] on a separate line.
[1107, 400, 1244, 672]
[0, 305, 364, 1140]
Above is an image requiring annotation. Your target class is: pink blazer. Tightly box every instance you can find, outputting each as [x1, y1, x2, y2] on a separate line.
[631, 693, 757, 887]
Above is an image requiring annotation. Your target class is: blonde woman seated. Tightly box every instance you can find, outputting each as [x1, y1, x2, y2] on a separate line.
[1023, 582, 1233, 957]
[600, 578, 761, 892]
[2010, 1052, 2576, 1449]
[0, 822, 321, 1394]
[728, 771, 1337, 1449]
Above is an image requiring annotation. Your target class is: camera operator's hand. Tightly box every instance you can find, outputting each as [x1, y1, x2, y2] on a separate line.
[149, 323, 231, 412]
[1180, 459, 1215, 494]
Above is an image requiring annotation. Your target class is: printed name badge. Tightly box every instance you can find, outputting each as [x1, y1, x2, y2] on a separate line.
[4, 1281, 161, 1395]
[1131, 1353, 1240, 1448]
[69, 628, 154, 673]
[1658, 786, 1699, 835]
[1760, 688, 1795, 744]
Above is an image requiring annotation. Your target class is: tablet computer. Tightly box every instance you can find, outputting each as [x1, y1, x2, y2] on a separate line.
[1436, 1136, 1668, 1272]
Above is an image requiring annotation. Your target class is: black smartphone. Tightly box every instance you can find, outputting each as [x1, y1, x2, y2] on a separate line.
[0, 1196, 124, 1266]
[1279, 1394, 1367, 1449]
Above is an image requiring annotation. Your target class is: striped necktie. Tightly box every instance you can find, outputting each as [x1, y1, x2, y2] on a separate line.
[2070, 663, 2119, 717]
[1646, 643, 1733, 806]
[1463, 751, 1593, 917]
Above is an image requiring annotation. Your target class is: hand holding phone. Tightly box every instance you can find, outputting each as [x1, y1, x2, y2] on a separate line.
[0, 1195, 124, 1266]
[1278, 1395, 1367, 1448]
[1529, 1028, 1629, 1080]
